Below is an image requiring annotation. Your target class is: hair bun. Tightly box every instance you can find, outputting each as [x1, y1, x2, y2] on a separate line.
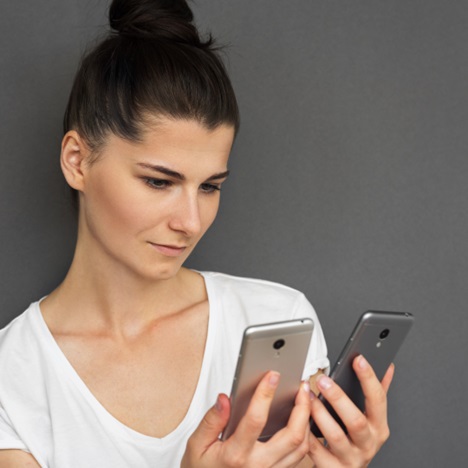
[109, 0, 206, 46]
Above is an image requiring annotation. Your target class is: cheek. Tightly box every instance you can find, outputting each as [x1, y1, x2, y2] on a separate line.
[84, 172, 153, 238]
[199, 197, 221, 234]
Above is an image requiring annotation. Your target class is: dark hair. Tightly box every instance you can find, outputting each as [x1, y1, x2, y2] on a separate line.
[63, 0, 239, 155]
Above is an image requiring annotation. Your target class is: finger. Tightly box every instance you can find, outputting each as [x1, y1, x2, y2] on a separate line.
[352, 355, 389, 429]
[307, 424, 338, 467]
[186, 393, 230, 455]
[272, 424, 311, 468]
[309, 384, 355, 458]
[228, 371, 280, 453]
[265, 381, 312, 464]
[381, 363, 395, 394]
[285, 380, 313, 435]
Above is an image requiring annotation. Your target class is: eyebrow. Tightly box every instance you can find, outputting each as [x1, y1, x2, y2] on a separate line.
[137, 163, 230, 181]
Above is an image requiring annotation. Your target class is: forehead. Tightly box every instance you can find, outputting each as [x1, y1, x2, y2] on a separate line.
[141, 117, 235, 156]
[99, 118, 235, 173]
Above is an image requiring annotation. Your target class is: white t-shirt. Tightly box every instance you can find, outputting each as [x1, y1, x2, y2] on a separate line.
[0, 272, 329, 468]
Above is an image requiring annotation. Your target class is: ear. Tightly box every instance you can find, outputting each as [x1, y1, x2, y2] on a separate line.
[60, 131, 91, 192]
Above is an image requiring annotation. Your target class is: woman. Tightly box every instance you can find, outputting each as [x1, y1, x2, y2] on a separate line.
[0, 0, 393, 466]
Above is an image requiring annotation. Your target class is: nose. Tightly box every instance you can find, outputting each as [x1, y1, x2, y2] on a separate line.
[169, 191, 202, 237]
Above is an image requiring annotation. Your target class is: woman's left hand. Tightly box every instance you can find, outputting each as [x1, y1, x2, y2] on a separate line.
[308, 355, 394, 468]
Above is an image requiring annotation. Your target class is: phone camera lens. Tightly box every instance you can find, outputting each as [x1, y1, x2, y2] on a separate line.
[273, 339, 285, 350]
[379, 329, 390, 340]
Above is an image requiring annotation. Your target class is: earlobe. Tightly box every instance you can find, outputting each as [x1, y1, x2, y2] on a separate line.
[60, 131, 89, 191]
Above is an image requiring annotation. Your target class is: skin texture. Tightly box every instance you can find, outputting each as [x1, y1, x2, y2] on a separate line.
[182, 373, 313, 468]
[40, 118, 235, 439]
[181, 359, 394, 468]
[307, 359, 394, 468]
[62, 118, 234, 286]
[1, 118, 394, 467]
[0, 450, 40, 467]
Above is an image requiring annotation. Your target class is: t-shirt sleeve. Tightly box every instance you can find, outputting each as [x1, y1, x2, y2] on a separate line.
[292, 293, 330, 379]
[0, 404, 29, 452]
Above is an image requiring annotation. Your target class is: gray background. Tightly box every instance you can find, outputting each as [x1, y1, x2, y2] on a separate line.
[1, 0, 467, 466]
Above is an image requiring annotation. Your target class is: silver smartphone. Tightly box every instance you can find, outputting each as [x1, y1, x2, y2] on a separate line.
[310, 310, 414, 437]
[221, 318, 314, 441]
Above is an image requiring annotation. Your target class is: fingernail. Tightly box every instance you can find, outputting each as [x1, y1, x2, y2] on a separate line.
[215, 395, 223, 412]
[317, 374, 332, 391]
[310, 390, 316, 400]
[358, 355, 368, 369]
[302, 380, 310, 393]
[269, 371, 280, 387]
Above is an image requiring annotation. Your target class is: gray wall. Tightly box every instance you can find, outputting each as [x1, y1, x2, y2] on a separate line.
[1, 1, 467, 466]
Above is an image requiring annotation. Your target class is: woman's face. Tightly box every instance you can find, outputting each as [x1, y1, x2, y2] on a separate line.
[75, 118, 234, 281]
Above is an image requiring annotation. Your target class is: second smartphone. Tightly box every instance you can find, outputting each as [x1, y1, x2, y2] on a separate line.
[221, 318, 314, 441]
[310, 310, 414, 437]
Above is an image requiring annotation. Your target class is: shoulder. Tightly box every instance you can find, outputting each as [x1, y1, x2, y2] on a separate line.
[0, 304, 37, 349]
[202, 271, 304, 300]
[200, 272, 329, 378]
[0, 302, 43, 377]
[200, 271, 313, 323]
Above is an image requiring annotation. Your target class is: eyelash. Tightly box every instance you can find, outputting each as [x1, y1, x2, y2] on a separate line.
[143, 178, 221, 194]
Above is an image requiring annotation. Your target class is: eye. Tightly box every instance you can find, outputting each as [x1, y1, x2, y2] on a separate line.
[200, 183, 221, 194]
[144, 178, 172, 190]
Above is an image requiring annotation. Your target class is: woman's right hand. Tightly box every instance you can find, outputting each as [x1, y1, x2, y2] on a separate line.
[181, 371, 312, 468]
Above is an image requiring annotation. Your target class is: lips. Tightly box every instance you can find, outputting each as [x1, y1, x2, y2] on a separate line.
[148, 242, 187, 257]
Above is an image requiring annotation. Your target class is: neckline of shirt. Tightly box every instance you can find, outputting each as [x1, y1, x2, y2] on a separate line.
[30, 271, 219, 446]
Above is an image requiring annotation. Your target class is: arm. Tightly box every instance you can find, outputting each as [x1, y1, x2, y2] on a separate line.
[0, 450, 41, 467]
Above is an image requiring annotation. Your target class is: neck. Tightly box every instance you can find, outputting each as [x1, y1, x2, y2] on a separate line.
[41, 237, 204, 338]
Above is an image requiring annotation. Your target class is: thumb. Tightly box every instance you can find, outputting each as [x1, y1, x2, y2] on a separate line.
[187, 394, 230, 453]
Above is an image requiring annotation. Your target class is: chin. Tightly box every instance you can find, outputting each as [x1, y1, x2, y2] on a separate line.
[141, 263, 184, 282]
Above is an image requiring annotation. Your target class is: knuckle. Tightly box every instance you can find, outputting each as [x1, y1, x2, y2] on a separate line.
[379, 425, 391, 444]
[327, 428, 347, 446]
[257, 385, 275, 401]
[244, 412, 266, 432]
[348, 413, 368, 433]
[288, 431, 305, 449]
[228, 454, 247, 468]
[308, 437, 322, 454]
[199, 413, 217, 433]
[223, 448, 248, 468]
